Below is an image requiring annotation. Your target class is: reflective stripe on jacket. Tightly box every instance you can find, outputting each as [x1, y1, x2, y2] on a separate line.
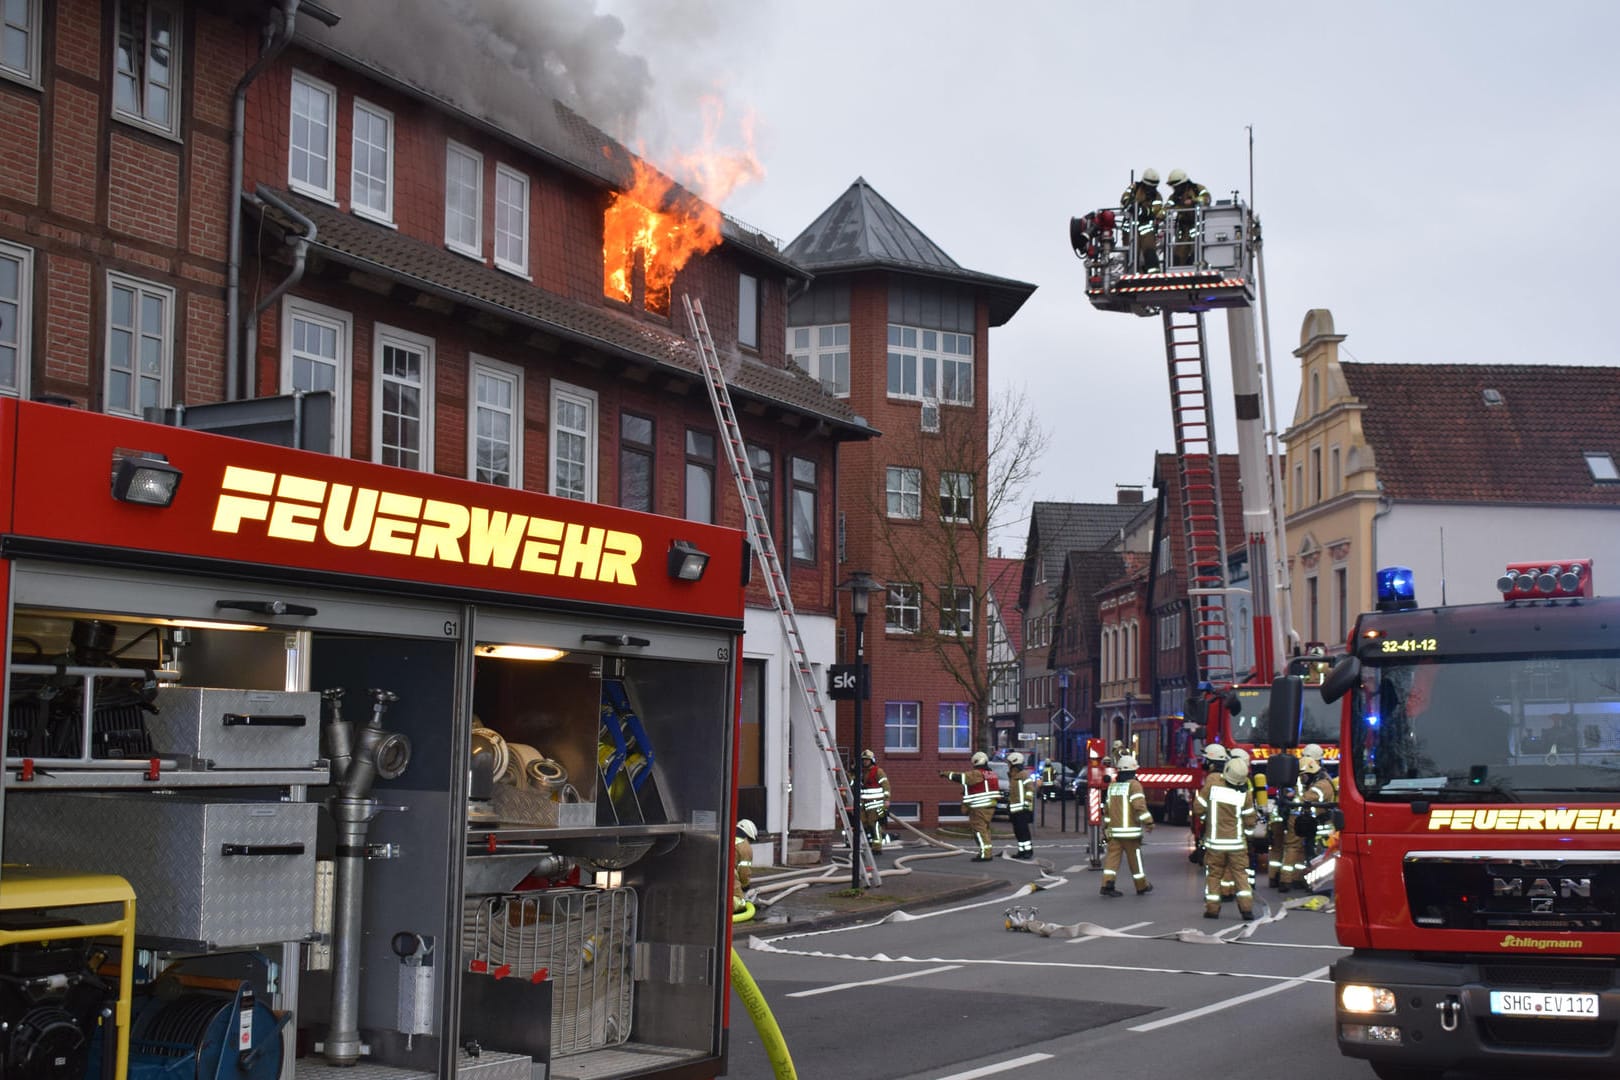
[1105, 778, 1153, 837]
[1203, 783, 1256, 851]
[860, 765, 890, 813]
[948, 768, 999, 809]
[1009, 767, 1035, 812]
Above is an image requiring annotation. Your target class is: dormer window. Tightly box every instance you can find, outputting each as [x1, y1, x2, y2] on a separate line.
[1482, 387, 1505, 406]
[1584, 452, 1619, 482]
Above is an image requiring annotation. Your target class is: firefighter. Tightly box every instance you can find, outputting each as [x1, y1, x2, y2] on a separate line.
[1266, 762, 1292, 889]
[942, 751, 1000, 861]
[1190, 741, 1228, 865]
[1165, 168, 1211, 267]
[1119, 167, 1163, 272]
[733, 818, 756, 913]
[1006, 751, 1037, 860]
[1199, 756, 1258, 920]
[1100, 753, 1155, 896]
[1280, 744, 1336, 892]
[858, 748, 891, 854]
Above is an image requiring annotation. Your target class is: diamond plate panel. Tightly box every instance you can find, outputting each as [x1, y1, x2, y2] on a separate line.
[5, 793, 317, 947]
[292, 1049, 529, 1080]
[146, 687, 322, 769]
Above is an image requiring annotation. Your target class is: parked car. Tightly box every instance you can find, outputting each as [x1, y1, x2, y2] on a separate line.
[987, 759, 1011, 820]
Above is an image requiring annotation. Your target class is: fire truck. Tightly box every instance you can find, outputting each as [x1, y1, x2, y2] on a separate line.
[0, 400, 749, 1080]
[1269, 560, 1620, 1078]
[1069, 173, 1337, 826]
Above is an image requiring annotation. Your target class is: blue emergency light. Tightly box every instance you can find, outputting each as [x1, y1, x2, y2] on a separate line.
[1375, 566, 1417, 612]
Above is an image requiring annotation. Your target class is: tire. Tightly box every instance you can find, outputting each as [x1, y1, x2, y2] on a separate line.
[1370, 1063, 1443, 1080]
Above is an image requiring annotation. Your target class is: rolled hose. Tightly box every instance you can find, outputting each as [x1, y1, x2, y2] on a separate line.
[730, 947, 796, 1080]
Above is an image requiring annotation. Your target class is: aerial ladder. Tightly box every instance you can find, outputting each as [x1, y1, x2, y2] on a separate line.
[683, 295, 880, 888]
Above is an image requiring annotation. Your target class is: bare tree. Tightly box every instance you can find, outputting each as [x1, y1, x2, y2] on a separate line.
[868, 384, 1051, 746]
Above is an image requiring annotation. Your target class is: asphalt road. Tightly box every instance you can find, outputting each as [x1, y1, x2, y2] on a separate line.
[724, 831, 1494, 1080]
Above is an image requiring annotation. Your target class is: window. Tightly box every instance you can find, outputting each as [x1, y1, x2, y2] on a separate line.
[445, 141, 483, 257]
[941, 586, 973, 636]
[373, 325, 433, 471]
[791, 456, 817, 562]
[113, 0, 179, 135]
[884, 701, 919, 752]
[288, 71, 337, 200]
[885, 583, 920, 634]
[885, 466, 921, 519]
[1, 0, 39, 84]
[350, 99, 393, 223]
[494, 164, 529, 276]
[938, 703, 971, 752]
[0, 241, 32, 396]
[620, 413, 655, 511]
[887, 325, 973, 404]
[281, 299, 351, 454]
[738, 274, 759, 350]
[746, 443, 772, 531]
[104, 273, 171, 417]
[1335, 566, 1349, 642]
[1293, 463, 1304, 510]
[1585, 452, 1620, 482]
[787, 324, 849, 396]
[1330, 445, 1342, 495]
[940, 471, 973, 523]
[1311, 446, 1322, 502]
[469, 355, 521, 488]
[1307, 575, 1320, 641]
[549, 380, 597, 501]
[685, 430, 716, 523]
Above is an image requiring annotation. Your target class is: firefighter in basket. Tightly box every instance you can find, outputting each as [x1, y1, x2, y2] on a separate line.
[1165, 167, 1211, 267]
[1279, 743, 1336, 892]
[942, 751, 1000, 861]
[858, 749, 891, 854]
[1119, 167, 1163, 272]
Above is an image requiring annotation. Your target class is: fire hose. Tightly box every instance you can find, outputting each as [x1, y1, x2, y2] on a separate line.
[729, 948, 796, 1080]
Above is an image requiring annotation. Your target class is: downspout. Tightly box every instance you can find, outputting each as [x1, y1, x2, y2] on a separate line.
[248, 186, 316, 333]
[227, 0, 300, 401]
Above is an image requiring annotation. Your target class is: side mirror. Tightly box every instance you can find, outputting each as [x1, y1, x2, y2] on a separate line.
[1224, 691, 1242, 717]
[1268, 675, 1302, 748]
[1320, 655, 1362, 704]
[1267, 750, 1299, 792]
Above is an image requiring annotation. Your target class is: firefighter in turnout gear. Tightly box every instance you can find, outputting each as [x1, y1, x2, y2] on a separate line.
[733, 819, 756, 913]
[942, 751, 1000, 860]
[1100, 754, 1155, 896]
[1279, 744, 1336, 892]
[1190, 741, 1228, 866]
[1120, 167, 1163, 272]
[858, 749, 891, 854]
[1165, 167, 1212, 267]
[1006, 752, 1037, 860]
[1199, 757, 1258, 920]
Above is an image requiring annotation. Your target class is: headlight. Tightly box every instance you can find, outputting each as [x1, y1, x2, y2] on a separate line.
[1340, 984, 1397, 1014]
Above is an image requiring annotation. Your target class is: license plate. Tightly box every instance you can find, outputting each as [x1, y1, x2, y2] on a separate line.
[1489, 991, 1599, 1019]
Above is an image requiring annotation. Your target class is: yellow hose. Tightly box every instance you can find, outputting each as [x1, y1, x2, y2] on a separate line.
[732, 901, 756, 923]
[730, 947, 797, 1080]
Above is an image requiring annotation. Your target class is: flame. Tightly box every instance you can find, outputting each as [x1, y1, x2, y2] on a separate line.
[603, 99, 763, 314]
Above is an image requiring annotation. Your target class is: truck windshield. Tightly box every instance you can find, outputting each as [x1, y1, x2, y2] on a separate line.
[1349, 654, 1620, 802]
[1230, 685, 1340, 748]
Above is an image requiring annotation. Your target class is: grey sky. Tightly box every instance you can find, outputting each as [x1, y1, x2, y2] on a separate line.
[597, 1, 1619, 543]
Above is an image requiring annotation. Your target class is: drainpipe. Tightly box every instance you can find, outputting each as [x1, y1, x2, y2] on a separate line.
[227, 0, 300, 401]
[248, 186, 316, 344]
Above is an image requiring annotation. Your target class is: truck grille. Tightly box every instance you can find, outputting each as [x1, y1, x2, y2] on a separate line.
[1479, 1017, 1616, 1052]
[1404, 856, 1620, 932]
[1480, 963, 1616, 991]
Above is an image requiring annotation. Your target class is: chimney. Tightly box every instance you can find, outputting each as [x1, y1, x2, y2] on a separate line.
[1115, 484, 1145, 504]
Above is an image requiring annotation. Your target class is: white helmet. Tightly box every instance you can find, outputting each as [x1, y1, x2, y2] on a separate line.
[1167, 168, 1188, 185]
[1300, 756, 1322, 775]
[1302, 743, 1325, 761]
[1006, 752, 1024, 766]
[861, 748, 875, 762]
[1203, 743, 1229, 763]
[736, 819, 757, 841]
[970, 751, 989, 767]
[1140, 167, 1160, 184]
[1222, 758, 1249, 784]
[1116, 754, 1139, 771]
[1229, 747, 1251, 762]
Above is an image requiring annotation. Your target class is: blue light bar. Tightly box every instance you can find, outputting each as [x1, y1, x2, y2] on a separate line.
[1376, 566, 1418, 611]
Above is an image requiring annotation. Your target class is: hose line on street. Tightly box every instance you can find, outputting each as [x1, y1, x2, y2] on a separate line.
[730, 947, 797, 1080]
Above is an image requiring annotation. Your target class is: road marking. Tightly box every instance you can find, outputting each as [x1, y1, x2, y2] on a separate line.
[934, 1053, 1054, 1079]
[1127, 965, 1332, 1032]
[786, 964, 960, 998]
[1066, 919, 1151, 944]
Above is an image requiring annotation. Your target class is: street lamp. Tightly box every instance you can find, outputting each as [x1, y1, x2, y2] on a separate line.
[839, 571, 884, 890]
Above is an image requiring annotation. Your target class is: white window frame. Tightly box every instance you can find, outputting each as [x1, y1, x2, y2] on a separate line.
[738, 273, 759, 350]
[941, 586, 973, 636]
[0, 240, 33, 398]
[0, 0, 41, 86]
[445, 140, 484, 258]
[103, 271, 172, 418]
[350, 97, 394, 224]
[940, 471, 974, 523]
[112, 0, 180, 136]
[493, 163, 530, 277]
[280, 297, 352, 455]
[371, 323, 434, 472]
[1585, 451, 1619, 482]
[787, 323, 850, 397]
[885, 701, 920, 752]
[469, 354, 523, 489]
[288, 70, 338, 202]
[884, 583, 921, 635]
[549, 379, 597, 502]
[886, 466, 921, 519]
[887, 324, 974, 405]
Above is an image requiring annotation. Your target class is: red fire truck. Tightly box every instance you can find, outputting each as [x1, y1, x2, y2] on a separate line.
[0, 400, 749, 1080]
[1269, 560, 1620, 1078]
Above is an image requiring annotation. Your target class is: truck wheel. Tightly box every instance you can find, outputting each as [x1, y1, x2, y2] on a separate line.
[1370, 1064, 1443, 1080]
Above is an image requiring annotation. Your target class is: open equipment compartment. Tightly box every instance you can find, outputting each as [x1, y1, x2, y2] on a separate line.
[0, 400, 749, 1080]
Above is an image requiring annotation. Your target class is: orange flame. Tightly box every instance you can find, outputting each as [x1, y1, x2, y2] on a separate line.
[603, 100, 763, 314]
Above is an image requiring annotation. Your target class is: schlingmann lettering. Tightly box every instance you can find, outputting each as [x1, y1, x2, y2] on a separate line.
[1500, 934, 1583, 950]
[212, 466, 642, 585]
